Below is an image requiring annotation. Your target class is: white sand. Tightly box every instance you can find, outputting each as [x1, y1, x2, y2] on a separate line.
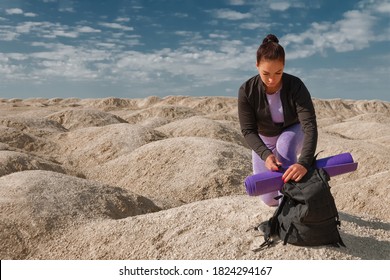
[0, 96, 389, 260]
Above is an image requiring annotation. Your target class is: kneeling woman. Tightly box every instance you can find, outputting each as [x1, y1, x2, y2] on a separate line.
[238, 34, 318, 206]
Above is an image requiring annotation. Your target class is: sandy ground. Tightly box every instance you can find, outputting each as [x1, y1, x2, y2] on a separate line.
[0, 96, 389, 260]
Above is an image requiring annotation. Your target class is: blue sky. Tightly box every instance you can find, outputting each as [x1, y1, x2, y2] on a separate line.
[0, 0, 389, 101]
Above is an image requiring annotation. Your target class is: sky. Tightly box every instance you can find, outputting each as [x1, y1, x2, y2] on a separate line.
[0, 0, 389, 101]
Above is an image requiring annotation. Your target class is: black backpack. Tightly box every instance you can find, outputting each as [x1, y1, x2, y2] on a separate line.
[255, 168, 345, 250]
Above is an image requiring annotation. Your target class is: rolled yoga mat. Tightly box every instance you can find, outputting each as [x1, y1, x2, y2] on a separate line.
[245, 152, 358, 196]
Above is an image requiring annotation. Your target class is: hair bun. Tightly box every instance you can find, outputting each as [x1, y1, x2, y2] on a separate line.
[262, 34, 279, 44]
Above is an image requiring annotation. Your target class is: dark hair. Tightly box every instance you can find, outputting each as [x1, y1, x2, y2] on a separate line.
[256, 34, 285, 64]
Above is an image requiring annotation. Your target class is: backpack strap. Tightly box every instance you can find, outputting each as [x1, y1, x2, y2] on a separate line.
[283, 224, 294, 245]
[258, 238, 274, 250]
[252, 221, 275, 252]
[252, 195, 287, 251]
[338, 236, 346, 247]
[335, 217, 346, 247]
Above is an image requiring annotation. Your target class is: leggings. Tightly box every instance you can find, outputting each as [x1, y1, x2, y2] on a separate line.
[252, 123, 304, 206]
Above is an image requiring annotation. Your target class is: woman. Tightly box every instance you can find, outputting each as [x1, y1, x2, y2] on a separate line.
[238, 34, 318, 206]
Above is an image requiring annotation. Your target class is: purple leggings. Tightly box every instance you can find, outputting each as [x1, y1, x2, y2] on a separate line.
[252, 123, 304, 206]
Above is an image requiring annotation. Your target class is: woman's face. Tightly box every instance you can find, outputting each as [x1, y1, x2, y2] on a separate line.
[256, 59, 284, 92]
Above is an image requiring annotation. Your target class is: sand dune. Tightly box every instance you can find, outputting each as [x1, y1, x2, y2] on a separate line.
[0, 170, 160, 259]
[86, 136, 250, 209]
[155, 116, 247, 147]
[45, 108, 127, 130]
[51, 123, 165, 173]
[0, 151, 67, 177]
[0, 96, 389, 260]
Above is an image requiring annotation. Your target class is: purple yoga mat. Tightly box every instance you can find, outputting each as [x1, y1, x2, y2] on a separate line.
[245, 152, 358, 196]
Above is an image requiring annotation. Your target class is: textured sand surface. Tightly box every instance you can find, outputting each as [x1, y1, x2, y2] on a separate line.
[0, 96, 389, 260]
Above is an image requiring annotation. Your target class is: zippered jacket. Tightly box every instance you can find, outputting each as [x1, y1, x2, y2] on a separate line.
[238, 73, 318, 169]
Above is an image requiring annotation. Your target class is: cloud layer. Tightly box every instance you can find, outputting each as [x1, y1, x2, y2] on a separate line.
[0, 0, 389, 100]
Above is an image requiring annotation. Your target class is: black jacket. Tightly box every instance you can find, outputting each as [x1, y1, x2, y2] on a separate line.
[238, 73, 318, 169]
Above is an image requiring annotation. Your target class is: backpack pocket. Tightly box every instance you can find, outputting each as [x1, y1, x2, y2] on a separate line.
[283, 218, 343, 247]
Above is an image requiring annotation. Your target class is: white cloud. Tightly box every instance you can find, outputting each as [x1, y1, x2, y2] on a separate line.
[10, 21, 83, 39]
[211, 9, 252, 20]
[334, 10, 375, 50]
[1, 20, 105, 42]
[0, 53, 9, 62]
[282, 7, 380, 59]
[24, 12, 38, 17]
[0, 63, 20, 75]
[175, 31, 195, 37]
[99, 22, 134, 31]
[0, 29, 19, 41]
[7, 53, 28, 60]
[269, 2, 291, 11]
[239, 22, 270, 30]
[173, 12, 189, 18]
[0, 14, 255, 91]
[0, 53, 28, 62]
[358, 0, 390, 13]
[228, 0, 246, 5]
[302, 65, 390, 100]
[27, 44, 112, 81]
[52, 29, 78, 38]
[209, 33, 229, 39]
[77, 26, 101, 33]
[5, 8, 37, 17]
[6, 8, 24, 15]
[58, 0, 75, 13]
[31, 42, 54, 48]
[116, 17, 130, 22]
[16, 22, 45, 34]
[96, 42, 116, 49]
[1, 0, 387, 99]
[376, 2, 390, 13]
[112, 39, 254, 87]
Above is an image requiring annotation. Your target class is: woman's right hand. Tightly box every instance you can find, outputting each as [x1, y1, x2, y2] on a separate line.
[265, 154, 282, 171]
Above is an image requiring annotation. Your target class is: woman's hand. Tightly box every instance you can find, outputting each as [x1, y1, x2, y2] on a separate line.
[282, 163, 307, 183]
[265, 154, 283, 171]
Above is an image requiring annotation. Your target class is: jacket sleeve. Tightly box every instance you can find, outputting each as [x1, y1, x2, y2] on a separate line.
[293, 81, 318, 169]
[237, 85, 273, 161]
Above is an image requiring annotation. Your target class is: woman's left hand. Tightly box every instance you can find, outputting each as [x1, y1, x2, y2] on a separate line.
[282, 163, 307, 183]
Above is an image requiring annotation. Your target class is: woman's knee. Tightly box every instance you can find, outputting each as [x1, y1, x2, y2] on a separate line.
[276, 126, 304, 159]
